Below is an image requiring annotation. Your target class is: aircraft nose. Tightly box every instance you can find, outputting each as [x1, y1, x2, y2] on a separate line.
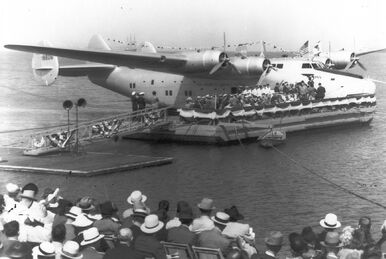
[364, 78, 376, 94]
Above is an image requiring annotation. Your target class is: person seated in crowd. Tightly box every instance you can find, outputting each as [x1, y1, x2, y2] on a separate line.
[320, 231, 343, 259]
[259, 231, 283, 259]
[80, 227, 105, 259]
[64, 206, 82, 242]
[127, 208, 149, 242]
[167, 205, 196, 245]
[134, 214, 167, 259]
[317, 213, 341, 250]
[51, 223, 66, 256]
[4, 183, 20, 213]
[301, 226, 317, 250]
[287, 232, 308, 259]
[103, 228, 144, 259]
[190, 198, 215, 233]
[32, 241, 56, 259]
[354, 217, 375, 250]
[1, 220, 20, 257]
[71, 214, 94, 245]
[59, 240, 83, 259]
[196, 212, 232, 256]
[93, 201, 121, 243]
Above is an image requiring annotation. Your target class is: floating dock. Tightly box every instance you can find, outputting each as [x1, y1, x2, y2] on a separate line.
[0, 144, 173, 177]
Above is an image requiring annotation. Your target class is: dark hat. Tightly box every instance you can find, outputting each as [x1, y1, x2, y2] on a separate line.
[265, 231, 284, 246]
[6, 241, 30, 259]
[132, 208, 149, 219]
[22, 183, 38, 193]
[301, 226, 317, 244]
[99, 201, 118, 217]
[77, 197, 95, 212]
[178, 207, 193, 220]
[197, 198, 215, 211]
[358, 216, 371, 227]
[224, 206, 244, 221]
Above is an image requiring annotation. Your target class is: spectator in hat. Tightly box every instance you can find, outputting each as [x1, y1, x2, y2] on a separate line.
[196, 212, 232, 256]
[76, 197, 95, 215]
[103, 228, 144, 259]
[11, 183, 40, 221]
[1, 220, 19, 257]
[59, 240, 83, 259]
[71, 214, 94, 245]
[222, 206, 250, 239]
[137, 92, 146, 110]
[317, 214, 341, 250]
[64, 206, 82, 242]
[134, 214, 167, 259]
[131, 92, 138, 112]
[80, 227, 105, 259]
[128, 208, 148, 242]
[31, 241, 56, 259]
[123, 191, 149, 219]
[167, 206, 196, 245]
[93, 201, 120, 237]
[4, 183, 20, 213]
[6, 241, 32, 259]
[287, 233, 308, 259]
[190, 198, 215, 233]
[320, 232, 343, 259]
[259, 231, 283, 259]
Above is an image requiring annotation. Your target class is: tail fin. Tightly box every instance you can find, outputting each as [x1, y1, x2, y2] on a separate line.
[88, 34, 111, 51]
[32, 41, 59, 86]
[260, 40, 266, 58]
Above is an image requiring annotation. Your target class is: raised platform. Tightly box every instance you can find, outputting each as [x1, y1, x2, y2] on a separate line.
[0, 146, 173, 177]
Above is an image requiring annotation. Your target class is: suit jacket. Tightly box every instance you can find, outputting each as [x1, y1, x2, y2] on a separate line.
[103, 243, 144, 259]
[196, 228, 231, 255]
[81, 246, 105, 259]
[134, 234, 167, 259]
[130, 224, 143, 242]
[167, 225, 196, 245]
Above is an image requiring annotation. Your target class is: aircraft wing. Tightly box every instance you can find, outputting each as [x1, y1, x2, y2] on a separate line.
[59, 64, 115, 76]
[356, 48, 386, 56]
[4, 44, 187, 73]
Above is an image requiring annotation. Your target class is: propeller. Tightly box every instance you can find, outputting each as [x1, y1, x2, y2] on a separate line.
[209, 32, 241, 75]
[345, 53, 367, 71]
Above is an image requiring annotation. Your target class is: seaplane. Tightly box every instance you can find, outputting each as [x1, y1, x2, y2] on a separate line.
[4, 35, 380, 107]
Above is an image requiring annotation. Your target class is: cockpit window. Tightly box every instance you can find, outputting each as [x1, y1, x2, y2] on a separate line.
[302, 63, 312, 69]
[276, 64, 283, 69]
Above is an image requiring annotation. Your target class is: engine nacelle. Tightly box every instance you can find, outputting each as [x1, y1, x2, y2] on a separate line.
[231, 56, 270, 75]
[32, 41, 59, 86]
[328, 51, 355, 70]
[182, 50, 224, 73]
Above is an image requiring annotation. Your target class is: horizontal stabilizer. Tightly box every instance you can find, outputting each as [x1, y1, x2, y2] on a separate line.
[59, 64, 115, 76]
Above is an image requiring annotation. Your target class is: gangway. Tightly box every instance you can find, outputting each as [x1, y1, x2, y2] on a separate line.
[22, 106, 171, 156]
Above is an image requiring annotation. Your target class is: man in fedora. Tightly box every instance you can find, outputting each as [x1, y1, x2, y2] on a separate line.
[167, 206, 196, 245]
[60, 240, 83, 259]
[103, 228, 144, 259]
[93, 201, 121, 241]
[190, 198, 215, 233]
[317, 213, 341, 250]
[134, 214, 167, 259]
[259, 231, 283, 259]
[64, 206, 82, 242]
[80, 227, 105, 259]
[320, 231, 343, 259]
[71, 214, 94, 245]
[10, 183, 40, 221]
[32, 241, 56, 259]
[196, 212, 232, 256]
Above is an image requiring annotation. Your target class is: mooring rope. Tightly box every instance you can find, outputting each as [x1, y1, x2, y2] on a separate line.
[271, 145, 386, 210]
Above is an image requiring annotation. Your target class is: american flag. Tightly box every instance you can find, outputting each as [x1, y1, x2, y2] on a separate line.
[299, 41, 309, 56]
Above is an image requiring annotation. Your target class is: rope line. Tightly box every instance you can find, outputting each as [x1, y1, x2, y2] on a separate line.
[271, 146, 386, 210]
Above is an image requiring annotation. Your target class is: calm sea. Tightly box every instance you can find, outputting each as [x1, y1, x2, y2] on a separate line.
[1, 51, 386, 254]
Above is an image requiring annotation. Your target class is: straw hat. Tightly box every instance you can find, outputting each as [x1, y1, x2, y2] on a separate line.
[127, 190, 147, 205]
[211, 212, 230, 226]
[320, 213, 341, 229]
[140, 214, 164, 234]
[197, 198, 215, 211]
[60, 241, 83, 259]
[80, 227, 104, 246]
[71, 214, 93, 228]
[6, 183, 20, 195]
[265, 231, 284, 246]
[320, 232, 343, 248]
[65, 206, 83, 220]
[32, 242, 56, 257]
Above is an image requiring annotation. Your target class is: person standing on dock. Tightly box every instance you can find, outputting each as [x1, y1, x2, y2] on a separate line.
[316, 83, 326, 100]
[137, 92, 146, 110]
[131, 92, 139, 112]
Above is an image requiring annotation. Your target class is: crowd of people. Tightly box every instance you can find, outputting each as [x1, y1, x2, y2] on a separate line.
[0, 182, 383, 259]
[183, 80, 326, 111]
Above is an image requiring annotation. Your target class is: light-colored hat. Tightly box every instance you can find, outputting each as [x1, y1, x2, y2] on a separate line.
[80, 227, 104, 246]
[6, 183, 20, 194]
[65, 206, 83, 220]
[320, 232, 343, 248]
[32, 242, 56, 257]
[265, 231, 284, 246]
[127, 190, 147, 205]
[197, 198, 215, 211]
[211, 212, 230, 226]
[131, 91, 136, 96]
[60, 241, 83, 259]
[71, 214, 93, 228]
[19, 189, 37, 201]
[320, 213, 341, 229]
[190, 217, 215, 233]
[140, 214, 164, 234]
[139, 92, 145, 96]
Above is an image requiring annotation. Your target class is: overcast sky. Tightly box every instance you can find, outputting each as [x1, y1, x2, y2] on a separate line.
[1, 0, 386, 52]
